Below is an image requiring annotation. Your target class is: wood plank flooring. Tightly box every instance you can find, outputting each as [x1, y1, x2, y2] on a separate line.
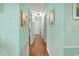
[29, 34, 49, 56]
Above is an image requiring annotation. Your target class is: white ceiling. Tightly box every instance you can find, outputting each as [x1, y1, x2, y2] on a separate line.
[30, 3, 47, 12]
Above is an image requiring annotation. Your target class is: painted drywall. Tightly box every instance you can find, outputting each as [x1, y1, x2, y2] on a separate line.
[64, 3, 79, 56]
[64, 48, 79, 56]
[0, 4, 4, 12]
[19, 3, 29, 55]
[64, 3, 79, 46]
[0, 4, 19, 56]
[45, 3, 64, 56]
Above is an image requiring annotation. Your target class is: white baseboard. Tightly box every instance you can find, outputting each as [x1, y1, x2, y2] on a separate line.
[64, 46, 79, 48]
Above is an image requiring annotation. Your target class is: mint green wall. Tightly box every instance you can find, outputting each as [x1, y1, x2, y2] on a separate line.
[64, 48, 79, 56]
[19, 4, 29, 55]
[45, 4, 64, 56]
[0, 4, 19, 56]
[64, 3, 79, 46]
[0, 4, 4, 12]
[64, 3, 79, 56]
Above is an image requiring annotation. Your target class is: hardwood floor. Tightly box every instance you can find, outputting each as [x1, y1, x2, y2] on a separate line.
[29, 34, 49, 56]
